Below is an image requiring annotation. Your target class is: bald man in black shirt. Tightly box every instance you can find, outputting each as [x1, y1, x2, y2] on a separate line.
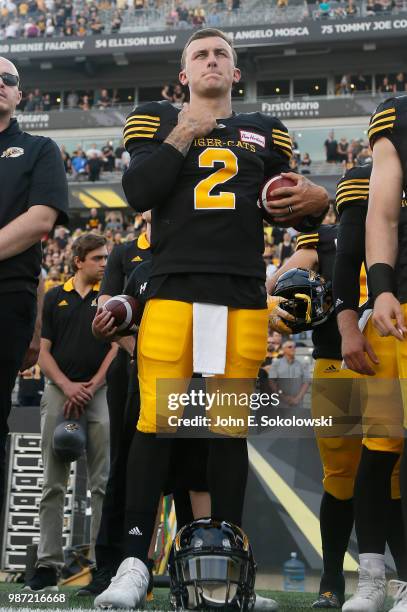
[0, 57, 68, 515]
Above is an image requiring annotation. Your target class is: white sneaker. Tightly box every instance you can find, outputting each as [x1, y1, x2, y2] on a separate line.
[254, 593, 279, 610]
[389, 580, 407, 611]
[342, 567, 386, 612]
[94, 557, 149, 609]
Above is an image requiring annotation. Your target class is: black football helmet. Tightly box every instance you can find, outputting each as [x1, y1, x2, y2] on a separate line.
[52, 414, 87, 463]
[169, 518, 256, 611]
[272, 268, 333, 333]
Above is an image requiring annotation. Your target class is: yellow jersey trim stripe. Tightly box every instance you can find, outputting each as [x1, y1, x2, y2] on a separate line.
[370, 106, 396, 122]
[127, 114, 160, 121]
[368, 115, 396, 132]
[368, 123, 395, 138]
[337, 189, 369, 199]
[338, 178, 370, 186]
[336, 186, 370, 196]
[124, 126, 158, 134]
[337, 195, 370, 208]
[369, 114, 396, 128]
[125, 120, 161, 129]
[296, 240, 318, 250]
[273, 138, 292, 151]
[336, 188, 370, 198]
[124, 133, 155, 144]
[277, 148, 292, 158]
[272, 128, 291, 139]
[272, 135, 292, 146]
[298, 233, 319, 239]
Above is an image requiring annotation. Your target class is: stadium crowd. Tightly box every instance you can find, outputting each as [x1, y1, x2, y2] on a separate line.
[323, 132, 372, 167]
[0, 0, 243, 40]
[0, 0, 405, 42]
[59, 142, 129, 180]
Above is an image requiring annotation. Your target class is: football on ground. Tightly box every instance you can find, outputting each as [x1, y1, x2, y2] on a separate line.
[102, 294, 142, 336]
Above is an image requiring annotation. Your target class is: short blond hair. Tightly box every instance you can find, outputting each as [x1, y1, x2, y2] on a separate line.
[181, 28, 237, 69]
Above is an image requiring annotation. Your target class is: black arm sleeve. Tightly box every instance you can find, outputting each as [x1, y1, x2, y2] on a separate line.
[294, 206, 328, 232]
[122, 142, 185, 211]
[99, 245, 125, 296]
[333, 204, 366, 314]
[124, 261, 152, 304]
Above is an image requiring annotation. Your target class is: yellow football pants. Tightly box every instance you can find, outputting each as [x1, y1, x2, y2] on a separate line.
[312, 316, 403, 500]
[137, 299, 269, 434]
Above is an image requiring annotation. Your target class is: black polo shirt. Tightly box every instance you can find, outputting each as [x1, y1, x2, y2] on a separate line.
[100, 232, 151, 297]
[0, 118, 69, 296]
[42, 277, 111, 382]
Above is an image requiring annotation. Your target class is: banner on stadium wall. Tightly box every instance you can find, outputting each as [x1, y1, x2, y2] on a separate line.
[68, 182, 128, 209]
[2, 14, 407, 59]
[15, 96, 383, 131]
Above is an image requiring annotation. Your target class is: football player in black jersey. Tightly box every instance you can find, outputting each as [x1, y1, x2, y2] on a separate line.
[365, 97, 407, 612]
[268, 173, 406, 610]
[81, 212, 152, 597]
[268, 221, 357, 610]
[334, 164, 406, 612]
[96, 28, 328, 610]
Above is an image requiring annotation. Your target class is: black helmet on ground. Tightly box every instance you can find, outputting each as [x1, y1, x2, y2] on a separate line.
[169, 518, 256, 611]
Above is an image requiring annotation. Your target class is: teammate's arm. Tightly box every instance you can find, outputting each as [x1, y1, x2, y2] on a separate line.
[334, 205, 378, 375]
[266, 247, 318, 294]
[366, 137, 406, 339]
[0, 205, 58, 261]
[20, 275, 44, 372]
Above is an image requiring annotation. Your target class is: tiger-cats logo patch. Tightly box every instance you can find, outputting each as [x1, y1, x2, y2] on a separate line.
[1, 147, 24, 158]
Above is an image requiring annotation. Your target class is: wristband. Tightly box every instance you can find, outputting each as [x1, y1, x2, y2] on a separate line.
[368, 263, 396, 299]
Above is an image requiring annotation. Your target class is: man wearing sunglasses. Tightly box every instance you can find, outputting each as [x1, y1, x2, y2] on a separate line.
[0, 57, 69, 516]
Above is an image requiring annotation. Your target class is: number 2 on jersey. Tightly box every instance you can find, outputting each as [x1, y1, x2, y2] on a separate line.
[194, 148, 238, 210]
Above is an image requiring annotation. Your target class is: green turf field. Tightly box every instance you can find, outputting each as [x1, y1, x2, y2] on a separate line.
[0, 583, 397, 611]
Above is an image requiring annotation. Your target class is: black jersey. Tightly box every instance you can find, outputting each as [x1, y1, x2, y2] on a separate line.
[0, 119, 68, 295]
[123, 100, 294, 283]
[296, 224, 341, 361]
[100, 233, 151, 297]
[369, 96, 407, 303]
[368, 95, 407, 187]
